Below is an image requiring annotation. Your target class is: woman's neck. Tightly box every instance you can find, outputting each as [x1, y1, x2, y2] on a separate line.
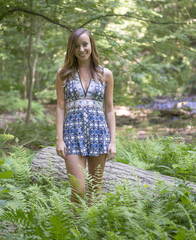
[77, 59, 91, 70]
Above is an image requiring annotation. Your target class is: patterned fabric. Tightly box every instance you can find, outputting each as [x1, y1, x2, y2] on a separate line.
[63, 67, 110, 156]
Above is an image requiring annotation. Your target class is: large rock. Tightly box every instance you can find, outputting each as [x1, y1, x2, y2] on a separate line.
[31, 147, 196, 193]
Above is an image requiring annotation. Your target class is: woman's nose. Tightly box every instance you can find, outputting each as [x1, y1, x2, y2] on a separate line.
[79, 46, 84, 51]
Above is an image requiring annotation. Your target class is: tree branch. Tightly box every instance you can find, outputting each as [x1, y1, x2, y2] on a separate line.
[1, 7, 72, 32]
[95, 32, 144, 68]
[79, 13, 187, 28]
[1, 7, 188, 32]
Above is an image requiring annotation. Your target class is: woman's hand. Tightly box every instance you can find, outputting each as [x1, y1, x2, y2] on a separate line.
[106, 142, 116, 161]
[56, 140, 67, 160]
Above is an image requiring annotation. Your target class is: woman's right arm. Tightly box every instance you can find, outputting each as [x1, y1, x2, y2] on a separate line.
[56, 68, 67, 159]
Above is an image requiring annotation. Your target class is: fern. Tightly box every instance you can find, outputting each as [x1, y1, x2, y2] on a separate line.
[116, 132, 196, 182]
[1, 146, 32, 187]
[0, 134, 15, 148]
[0, 134, 196, 239]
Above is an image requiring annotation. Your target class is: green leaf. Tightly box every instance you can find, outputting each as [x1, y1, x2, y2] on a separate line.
[0, 187, 10, 193]
[0, 159, 5, 165]
[174, 228, 187, 240]
[180, 195, 190, 205]
[172, 164, 180, 168]
[0, 170, 13, 179]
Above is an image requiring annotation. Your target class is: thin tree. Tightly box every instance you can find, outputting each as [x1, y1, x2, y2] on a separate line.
[26, 0, 41, 123]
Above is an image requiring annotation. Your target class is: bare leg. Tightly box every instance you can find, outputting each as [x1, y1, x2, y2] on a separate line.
[65, 154, 86, 205]
[87, 154, 107, 206]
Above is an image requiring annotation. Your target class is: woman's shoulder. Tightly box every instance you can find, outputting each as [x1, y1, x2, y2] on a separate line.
[102, 67, 113, 84]
[103, 67, 112, 75]
[99, 65, 112, 76]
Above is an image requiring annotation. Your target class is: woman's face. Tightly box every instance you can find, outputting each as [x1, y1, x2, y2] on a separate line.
[74, 32, 92, 62]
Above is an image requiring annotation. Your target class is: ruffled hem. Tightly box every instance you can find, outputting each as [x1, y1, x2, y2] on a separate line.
[65, 150, 109, 157]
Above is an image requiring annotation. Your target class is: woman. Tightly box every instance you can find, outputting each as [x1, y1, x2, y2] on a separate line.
[56, 28, 116, 206]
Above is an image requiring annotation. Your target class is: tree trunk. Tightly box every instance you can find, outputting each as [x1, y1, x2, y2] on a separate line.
[1, 60, 5, 79]
[21, 13, 27, 99]
[26, 0, 34, 123]
[22, 40, 27, 99]
[31, 147, 196, 194]
[26, 0, 41, 123]
[36, 70, 40, 92]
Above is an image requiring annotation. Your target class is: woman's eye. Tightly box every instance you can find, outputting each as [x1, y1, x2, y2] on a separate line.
[83, 43, 87, 46]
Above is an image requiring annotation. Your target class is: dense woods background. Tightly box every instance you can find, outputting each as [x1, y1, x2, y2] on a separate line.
[0, 0, 196, 239]
[1, 0, 196, 119]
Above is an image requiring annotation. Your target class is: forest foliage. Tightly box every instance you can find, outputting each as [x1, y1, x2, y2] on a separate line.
[0, 0, 196, 115]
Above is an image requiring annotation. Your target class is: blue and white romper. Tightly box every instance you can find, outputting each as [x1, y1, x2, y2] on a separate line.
[63, 67, 111, 156]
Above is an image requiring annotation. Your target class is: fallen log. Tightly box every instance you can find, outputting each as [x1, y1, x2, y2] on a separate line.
[136, 98, 196, 118]
[31, 147, 196, 194]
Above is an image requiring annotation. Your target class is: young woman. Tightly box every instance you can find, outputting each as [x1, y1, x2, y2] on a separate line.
[56, 28, 116, 206]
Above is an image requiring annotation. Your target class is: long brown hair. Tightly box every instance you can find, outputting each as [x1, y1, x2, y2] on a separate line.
[59, 28, 103, 83]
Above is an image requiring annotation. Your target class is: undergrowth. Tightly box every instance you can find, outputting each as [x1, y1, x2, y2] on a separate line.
[0, 134, 196, 239]
[1, 121, 56, 150]
[116, 131, 196, 182]
[0, 90, 46, 121]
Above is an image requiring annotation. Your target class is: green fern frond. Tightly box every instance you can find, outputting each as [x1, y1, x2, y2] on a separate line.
[0, 134, 15, 148]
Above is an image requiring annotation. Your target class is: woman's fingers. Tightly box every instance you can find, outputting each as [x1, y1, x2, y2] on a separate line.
[111, 152, 115, 159]
[56, 141, 67, 159]
[60, 148, 67, 159]
[106, 145, 116, 161]
[106, 148, 111, 160]
[56, 146, 67, 159]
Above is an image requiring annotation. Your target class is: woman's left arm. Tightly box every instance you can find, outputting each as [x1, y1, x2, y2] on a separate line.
[104, 68, 116, 160]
